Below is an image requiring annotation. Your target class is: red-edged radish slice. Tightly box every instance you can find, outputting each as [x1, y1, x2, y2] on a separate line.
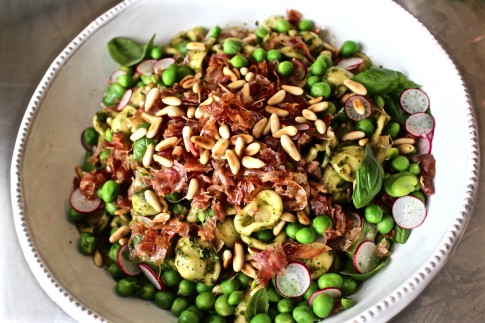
[117, 89, 132, 111]
[347, 212, 363, 229]
[344, 95, 372, 121]
[274, 262, 311, 298]
[308, 288, 343, 306]
[109, 70, 127, 84]
[353, 240, 379, 274]
[139, 264, 165, 290]
[336, 57, 364, 71]
[416, 136, 432, 155]
[392, 195, 427, 229]
[400, 88, 430, 114]
[405, 112, 435, 137]
[153, 58, 175, 74]
[70, 188, 102, 214]
[136, 59, 157, 75]
[117, 244, 141, 276]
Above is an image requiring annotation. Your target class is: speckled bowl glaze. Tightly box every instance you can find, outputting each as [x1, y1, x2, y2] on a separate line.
[10, 0, 479, 322]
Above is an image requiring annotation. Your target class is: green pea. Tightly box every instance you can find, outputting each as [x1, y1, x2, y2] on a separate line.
[341, 298, 355, 309]
[312, 216, 332, 235]
[101, 180, 120, 203]
[154, 290, 176, 310]
[162, 66, 177, 86]
[150, 46, 163, 59]
[411, 191, 426, 203]
[276, 19, 291, 33]
[267, 49, 283, 61]
[162, 269, 183, 288]
[208, 26, 222, 38]
[305, 75, 320, 90]
[384, 122, 401, 139]
[408, 163, 420, 175]
[255, 229, 273, 243]
[251, 313, 272, 323]
[223, 39, 241, 55]
[67, 207, 85, 222]
[386, 147, 399, 160]
[392, 156, 410, 172]
[298, 19, 314, 31]
[278, 298, 295, 313]
[275, 313, 296, 323]
[221, 279, 240, 295]
[277, 61, 294, 76]
[310, 82, 331, 99]
[196, 282, 213, 293]
[252, 48, 267, 62]
[355, 119, 375, 137]
[286, 222, 303, 239]
[115, 279, 135, 297]
[341, 276, 358, 296]
[78, 232, 96, 255]
[316, 54, 333, 68]
[377, 215, 395, 234]
[83, 127, 99, 146]
[140, 283, 156, 300]
[237, 272, 252, 287]
[196, 291, 216, 311]
[303, 281, 318, 300]
[171, 297, 191, 317]
[229, 55, 248, 68]
[311, 294, 334, 318]
[340, 40, 360, 57]
[109, 82, 125, 99]
[102, 92, 116, 106]
[317, 273, 343, 289]
[172, 203, 188, 215]
[187, 305, 204, 321]
[179, 279, 197, 296]
[255, 27, 269, 39]
[178, 309, 200, 323]
[295, 227, 317, 244]
[394, 225, 411, 244]
[108, 243, 121, 262]
[117, 74, 135, 88]
[141, 74, 152, 85]
[175, 41, 188, 55]
[205, 314, 226, 323]
[107, 263, 124, 279]
[215, 295, 236, 317]
[292, 305, 317, 323]
[365, 204, 383, 224]
[105, 128, 113, 142]
[310, 61, 326, 77]
[268, 286, 281, 302]
[228, 290, 244, 305]
[177, 65, 195, 81]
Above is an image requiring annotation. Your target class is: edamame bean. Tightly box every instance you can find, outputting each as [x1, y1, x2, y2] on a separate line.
[105, 128, 113, 142]
[311, 294, 334, 319]
[115, 279, 135, 297]
[275, 313, 296, 323]
[278, 298, 296, 313]
[187, 305, 204, 320]
[305, 75, 320, 90]
[228, 290, 243, 305]
[316, 54, 333, 68]
[150, 46, 163, 59]
[196, 291, 216, 311]
[276, 19, 291, 33]
[171, 297, 191, 317]
[83, 127, 99, 146]
[215, 295, 236, 317]
[175, 41, 188, 55]
[373, 95, 385, 108]
[341, 276, 358, 296]
[237, 272, 252, 287]
[295, 227, 317, 244]
[303, 281, 318, 300]
[162, 269, 183, 288]
[178, 309, 200, 323]
[278, 61, 294, 76]
[196, 282, 213, 293]
[392, 155, 410, 172]
[251, 313, 272, 323]
[107, 263, 124, 279]
[117, 74, 135, 88]
[78, 232, 96, 255]
[384, 122, 400, 139]
[312, 215, 332, 235]
[205, 314, 226, 323]
[310, 61, 326, 76]
[355, 119, 375, 137]
[286, 222, 303, 239]
[292, 305, 317, 323]
[208, 26, 222, 38]
[106, 202, 118, 215]
[317, 273, 343, 289]
[377, 215, 394, 234]
[364, 204, 383, 224]
[154, 290, 176, 310]
[141, 74, 152, 85]
[252, 48, 267, 62]
[141, 283, 156, 300]
[179, 279, 197, 296]
[255, 229, 273, 243]
[101, 180, 120, 203]
[109, 82, 125, 99]
[267, 49, 283, 61]
[340, 40, 359, 57]
[223, 39, 241, 55]
[341, 298, 355, 309]
[229, 55, 248, 68]
[162, 66, 177, 86]
[176, 65, 195, 81]
[67, 207, 85, 222]
[408, 163, 420, 175]
[310, 82, 331, 99]
[221, 279, 240, 295]
[298, 19, 314, 31]
[268, 286, 281, 302]
[102, 92, 116, 106]
[108, 243, 121, 262]
[255, 27, 269, 39]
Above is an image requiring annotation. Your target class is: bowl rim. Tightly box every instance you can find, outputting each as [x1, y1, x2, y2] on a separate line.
[9, 0, 480, 322]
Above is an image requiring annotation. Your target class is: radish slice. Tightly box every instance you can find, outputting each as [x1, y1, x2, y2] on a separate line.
[139, 264, 165, 290]
[70, 188, 102, 214]
[416, 136, 432, 155]
[117, 244, 141, 276]
[400, 88, 430, 114]
[109, 70, 127, 84]
[336, 57, 364, 71]
[344, 95, 372, 121]
[405, 112, 435, 137]
[136, 59, 157, 75]
[308, 288, 343, 306]
[153, 58, 175, 74]
[392, 195, 427, 229]
[274, 262, 311, 298]
[117, 89, 132, 111]
[353, 240, 379, 274]
[347, 212, 362, 229]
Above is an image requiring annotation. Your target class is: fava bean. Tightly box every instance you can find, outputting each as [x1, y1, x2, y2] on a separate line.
[141, 283, 156, 300]
[276, 19, 291, 33]
[340, 40, 359, 57]
[115, 279, 135, 297]
[278, 298, 296, 313]
[295, 227, 317, 244]
[267, 49, 283, 61]
[268, 286, 281, 302]
[205, 314, 226, 323]
[310, 61, 326, 76]
[223, 39, 241, 55]
[312, 215, 332, 235]
[311, 294, 334, 319]
[310, 82, 331, 99]
[303, 281, 318, 300]
[251, 313, 272, 323]
[228, 290, 243, 305]
[275, 313, 296, 323]
[107, 263, 124, 279]
[365, 204, 383, 224]
[255, 27, 269, 39]
[155, 290, 176, 310]
[391, 155, 410, 172]
[215, 295, 236, 317]
[78, 232, 96, 255]
[150, 46, 163, 59]
[292, 305, 317, 323]
[229, 55, 248, 68]
[178, 310, 200, 323]
[408, 163, 420, 175]
[196, 282, 213, 293]
[171, 297, 191, 317]
[317, 273, 343, 289]
[255, 229, 273, 243]
[179, 279, 196, 296]
[341, 276, 358, 296]
[67, 206, 85, 222]
[101, 180, 120, 203]
[377, 215, 395, 234]
[196, 291, 216, 311]
[162, 269, 183, 288]
[298, 19, 314, 31]
[221, 279, 240, 295]
[278, 61, 294, 76]
[252, 48, 267, 62]
[208, 26, 222, 38]
[355, 119, 375, 137]
[286, 222, 303, 239]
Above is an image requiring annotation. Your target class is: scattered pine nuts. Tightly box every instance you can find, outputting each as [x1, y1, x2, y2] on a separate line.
[308, 96, 323, 104]
[223, 66, 238, 82]
[295, 116, 307, 124]
[358, 138, 369, 147]
[343, 79, 367, 96]
[270, 113, 280, 134]
[267, 90, 286, 105]
[191, 136, 216, 150]
[218, 123, 231, 140]
[272, 126, 298, 139]
[92, 250, 103, 268]
[186, 178, 199, 200]
[265, 106, 289, 117]
[228, 80, 246, 91]
[315, 119, 327, 135]
[281, 212, 297, 222]
[229, 134, 254, 145]
[212, 139, 230, 159]
[240, 67, 249, 76]
[308, 101, 329, 113]
[187, 106, 196, 119]
[153, 154, 174, 167]
[241, 156, 266, 169]
[156, 106, 185, 117]
[162, 96, 182, 106]
[302, 109, 317, 121]
[109, 225, 131, 243]
[241, 263, 257, 279]
[130, 128, 147, 142]
[393, 137, 416, 145]
[222, 250, 233, 269]
[142, 143, 154, 168]
[281, 135, 301, 161]
[233, 241, 244, 272]
[145, 190, 162, 212]
[226, 149, 241, 175]
[272, 220, 286, 236]
[297, 210, 311, 226]
[252, 118, 268, 138]
[397, 143, 415, 154]
[186, 42, 206, 51]
[282, 84, 304, 96]
[244, 142, 261, 156]
[245, 72, 255, 82]
[144, 88, 160, 111]
[155, 137, 178, 151]
[141, 112, 160, 124]
[353, 98, 366, 115]
[341, 131, 366, 141]
[146, 117, 162, 138]
[199, 149, 210, 165]
[234, 137, 245, 158]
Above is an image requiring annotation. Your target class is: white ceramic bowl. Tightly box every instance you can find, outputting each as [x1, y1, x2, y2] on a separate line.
[11, 0, 479, 322]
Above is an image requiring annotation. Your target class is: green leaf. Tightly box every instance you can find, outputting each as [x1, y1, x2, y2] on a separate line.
[383, 94, 408, 125]
[397, 71, 420, 89]
[245, 288, 269, 322]
[107, 34, 155, 67]
[353, 145, 383, 209]
[133, 137, 156, 162]
[340, 257, 390, 281]
[352, 67, 400, 94]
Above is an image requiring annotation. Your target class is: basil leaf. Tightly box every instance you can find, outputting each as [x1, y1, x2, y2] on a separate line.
[383, 94, 408, 125]
[107, 34, 155, 66]
[352, 67, 400, 94]
[353, 145, 383, 209]
[340, 256, 390, 281]
[245, 288, 269, 322]
[397, 71, 420, 89]
[133, 137, 156, 162]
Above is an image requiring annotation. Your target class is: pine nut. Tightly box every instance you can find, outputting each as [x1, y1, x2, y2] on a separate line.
[297, 210, 311, 226]
[109, 225, 131, 243]
[308, 101, 329, 113]
[308, 96, 323, 104]
[241, 156, 266, 169]
[228, 80, 246, 91]
[270, 113, 280, 134]
[144, 88, 160, 111]
[223, 66, 238, 82]
[302, 109, 317, 121]
[342, 131, 366, 141]
[245, 253, 253, 261]
[247, 247, 259, 255]
[353, 98, 366, 115]
[219, 123, 231, 140]
[262, 116, 272, 135]
[143, 143, 154, 168]
[187, 106, 196, 118]
[397, 143, 415, 154]
[200, 149, 210, 165]
[162, 96, 182, 106]
[393, 138, 416, 146]
[273, 220, 286, 236]
[241, 263, 256, 278]
[212, 139, 230, 159]
[281, 212, 297, 222]
[118, 237, 129, 246]
[187, 178, 199, 200]
[358, 138, 369, 147]
[194, 107, 203, 119]
[265, 106, 289, 117]
[344, 79, 367, 95]
[235, 137, 245, 158]
[282, 84, 304, 96]
[146, 117, 162, 138]
[232, 68, 241, 79]
[268, 90, 286, 106]
[156, 106, 185, 117]
[106, 117, 113, 126]
[155, 137, 178, 151]
[141, 112, 160, 124]
[280, 135, 301, 161]
[173, 146, 184, 157]
[341, 93, 354, 104]
[130, 128, 147, 141]
[240, 67, 249, 76]
[315, 119, 327, 135]
[92, 250, 103, 268]
[242, 83, 251, 101]
[272, 126, 298, 139]
[212, 285, 222, 295]
[222, 250, 233, 269]
[230, 134, 254, 145]
[226, 149, 241, 175]
[182, 126, 193, 152]
[249, 260, 260, 269]
[233, 241, 244, 272]
[245, 72, 255, 82]
[186, 42, 206, 51]
[153, 155, 174, 167]
[193, 81, 201, 94]
[191, 136, 216, 150]
[200, 96, 213, 106]
[244, 142, 261, 156]
[322, 41, 337, 52]
[180, 76, 197, 89]
[295, 116, 307, 124]
[145, 190, 162, 212]
[252, 118, 268, 138]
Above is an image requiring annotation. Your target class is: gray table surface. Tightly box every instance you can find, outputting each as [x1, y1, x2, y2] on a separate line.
[1, 0, 484, 322]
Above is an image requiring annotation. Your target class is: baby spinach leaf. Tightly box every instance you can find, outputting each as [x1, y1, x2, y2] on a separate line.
[245, 288, 269, 322]
[107, 34, 155, 66]
[353, 145, 383, 209]
[352, 67, 400, 94]
[133, 137, 156, 162]
[383, 94, 408, 125]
